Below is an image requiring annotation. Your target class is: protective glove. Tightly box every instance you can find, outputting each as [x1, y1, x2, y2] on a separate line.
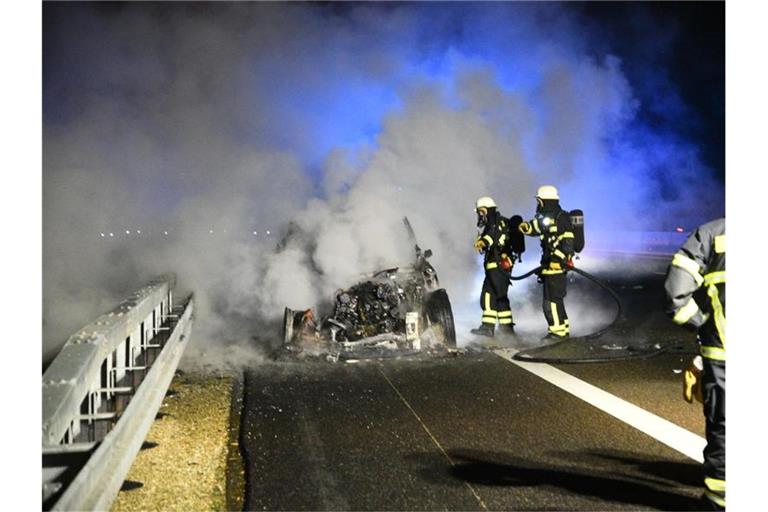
[519, 221, 532, 234]
[677, 309, 710, 333]
[500, 253, 513, 271]
[683, 355, 703, 403]
[688, 310, 710, 330]
[474, 238, 486, 253]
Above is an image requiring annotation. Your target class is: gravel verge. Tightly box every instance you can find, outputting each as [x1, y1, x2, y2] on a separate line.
[111, 372, 236, 512]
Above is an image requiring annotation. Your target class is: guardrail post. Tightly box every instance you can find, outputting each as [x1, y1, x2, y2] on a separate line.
[42, 275, 192, 510]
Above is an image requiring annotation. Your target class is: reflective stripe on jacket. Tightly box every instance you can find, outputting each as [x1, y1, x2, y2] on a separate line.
[476, 215, 509, 269]
[664, 218, 726, 359]
[522, 206, 575, 273]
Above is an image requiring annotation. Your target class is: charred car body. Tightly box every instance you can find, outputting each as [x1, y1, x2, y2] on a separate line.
[280, 218, 456, 361]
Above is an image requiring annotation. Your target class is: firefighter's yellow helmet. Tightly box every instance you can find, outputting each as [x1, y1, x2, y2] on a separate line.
[536, 185, 559, 200]
[475, 196, 497, 210]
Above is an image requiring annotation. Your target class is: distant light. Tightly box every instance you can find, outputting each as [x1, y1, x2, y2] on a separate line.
[209, 229, 214, 234]
[137, 230, 141, 234]
[125, 230, 131, 235]
[266, 230, 271, 235]
[675, 226, 684, 233]
[253, 231, 258, 236]
[163, 231, 168, 236]
[100, 233, 105, 238]
[109, 232, 114, 237]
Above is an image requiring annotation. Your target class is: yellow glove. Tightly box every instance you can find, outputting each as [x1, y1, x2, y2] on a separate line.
[474, 238, 486, 253]
[683, 356, 703, 403]
[519, 221, 531, 234]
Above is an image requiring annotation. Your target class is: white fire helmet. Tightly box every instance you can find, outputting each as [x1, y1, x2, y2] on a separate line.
[475, 196, 497, 210]
[536, 185, 559, 201]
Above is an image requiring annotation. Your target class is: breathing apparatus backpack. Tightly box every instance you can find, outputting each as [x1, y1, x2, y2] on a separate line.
[569, 209, 585, 253]
[503, 214, 526, 261]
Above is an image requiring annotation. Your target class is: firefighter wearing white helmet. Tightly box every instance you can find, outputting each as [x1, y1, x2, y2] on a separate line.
[519, 185, 575, 340]
[535, 185, 559, 200]
[471, 196, 515, 338]
[476, 196, 497, 209]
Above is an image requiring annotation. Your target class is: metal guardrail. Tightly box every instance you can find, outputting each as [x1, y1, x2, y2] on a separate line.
[587, 230, 688, 255]
[42, 275, 195, 510]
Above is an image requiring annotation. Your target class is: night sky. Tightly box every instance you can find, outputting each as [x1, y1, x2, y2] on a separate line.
[577, 1, 724, 183]
[43, 1, 724, 185]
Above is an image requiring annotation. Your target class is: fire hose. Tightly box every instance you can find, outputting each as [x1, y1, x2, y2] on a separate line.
[506, 265, 687, 363]
[509, 264, 623, 339]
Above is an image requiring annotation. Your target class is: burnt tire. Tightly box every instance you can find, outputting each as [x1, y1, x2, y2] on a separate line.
[426, 289, 456, 348]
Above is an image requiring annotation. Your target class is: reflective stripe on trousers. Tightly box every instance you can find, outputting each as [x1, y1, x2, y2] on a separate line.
[482, 292, 497, 325]
[548, 302, 569, 335]
[702, 358, 726, 509]
[497, 310, 513, 325]
[704, 477, 726, 507]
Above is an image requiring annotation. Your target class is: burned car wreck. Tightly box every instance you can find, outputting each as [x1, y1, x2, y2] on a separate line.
[279, 218, 456, 361]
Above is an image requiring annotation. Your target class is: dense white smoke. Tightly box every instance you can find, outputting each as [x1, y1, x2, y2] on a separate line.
[43, 3, 722, 367]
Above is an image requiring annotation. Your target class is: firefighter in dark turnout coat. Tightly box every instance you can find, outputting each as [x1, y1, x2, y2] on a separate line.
[519, 185, 575, 340]
[471, 196, 515, 337]
[664, 218, 726, 510]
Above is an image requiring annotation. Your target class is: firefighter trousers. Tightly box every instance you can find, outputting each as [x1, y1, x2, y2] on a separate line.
[542, 272, 569, 336]
[480, 268, 512, 325]
[702, 357, 725, 508]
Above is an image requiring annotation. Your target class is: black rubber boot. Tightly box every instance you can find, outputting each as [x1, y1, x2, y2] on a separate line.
[498, 324, 517, 337]
[540, 332, 568, 343]
[471, 324, 495, 337]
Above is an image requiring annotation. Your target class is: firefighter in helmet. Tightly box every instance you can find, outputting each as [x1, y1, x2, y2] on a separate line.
[664, 218, 725, 510]
[519, 185, 575, 340]
[471, 196, 515, 337]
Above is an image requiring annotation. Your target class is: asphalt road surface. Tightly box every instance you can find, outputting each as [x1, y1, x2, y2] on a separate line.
[240, 264, 709, 511]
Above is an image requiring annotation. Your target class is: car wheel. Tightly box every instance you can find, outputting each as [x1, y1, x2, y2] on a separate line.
[426, 289, 456, 348]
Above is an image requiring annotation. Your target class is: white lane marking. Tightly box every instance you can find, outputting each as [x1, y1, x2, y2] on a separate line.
[494, 348, 706, 463]
[378, 367, 488, 510]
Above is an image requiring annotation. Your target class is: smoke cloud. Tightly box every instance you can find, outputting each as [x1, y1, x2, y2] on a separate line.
[43, 3, 723, 367]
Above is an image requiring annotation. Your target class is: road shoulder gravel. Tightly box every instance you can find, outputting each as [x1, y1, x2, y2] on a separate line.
[111, 372, 236, 512]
